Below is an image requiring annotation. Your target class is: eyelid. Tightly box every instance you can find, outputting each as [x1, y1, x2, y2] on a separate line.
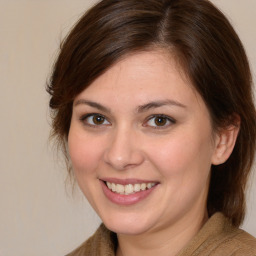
[144, 114, 176, 128]
[79, 113, 111, 127]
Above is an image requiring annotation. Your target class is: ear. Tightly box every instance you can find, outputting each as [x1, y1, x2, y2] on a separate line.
[211, 117, 240, 165]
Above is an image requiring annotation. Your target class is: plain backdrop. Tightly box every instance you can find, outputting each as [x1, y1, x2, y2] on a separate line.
[0, 1, 255, 255]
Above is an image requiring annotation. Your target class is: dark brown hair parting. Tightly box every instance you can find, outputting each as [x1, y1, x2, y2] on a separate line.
[47, 0, 256, 227]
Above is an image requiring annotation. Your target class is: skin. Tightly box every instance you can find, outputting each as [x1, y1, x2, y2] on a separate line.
[68, 50, 238, 256]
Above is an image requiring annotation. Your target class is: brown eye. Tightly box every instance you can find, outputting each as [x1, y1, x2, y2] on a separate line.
[145, 115, 175, 129]
[154, 117, 167, 126]
[81, 114, 110, 126]
[93, 115, 105, 125]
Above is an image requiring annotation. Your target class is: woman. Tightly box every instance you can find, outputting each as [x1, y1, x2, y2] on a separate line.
[47, 0, 256, 255]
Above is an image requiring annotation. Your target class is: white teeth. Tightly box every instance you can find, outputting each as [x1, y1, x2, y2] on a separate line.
[106, 182, 156, 195]
[147, 183, 153, 189]
[134, 184, 140, 192]
[107, 182, 111, 189]
[111, 183, 116, 192]
[125, 184, 133, 195]
[141, 183, 146, 190]
[116, 184, 125, 194]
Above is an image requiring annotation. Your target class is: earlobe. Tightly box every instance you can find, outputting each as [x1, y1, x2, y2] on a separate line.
[211, 120, 240, 165]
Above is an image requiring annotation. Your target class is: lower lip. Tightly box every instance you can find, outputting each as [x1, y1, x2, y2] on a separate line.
[100, 181, 158, 206]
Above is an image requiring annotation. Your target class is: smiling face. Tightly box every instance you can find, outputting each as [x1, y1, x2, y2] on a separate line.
[68, 50, 220, 236]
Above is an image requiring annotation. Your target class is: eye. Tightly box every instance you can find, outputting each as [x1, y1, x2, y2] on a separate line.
[80, 113, 110, 126]
[145, 115, 175, 128]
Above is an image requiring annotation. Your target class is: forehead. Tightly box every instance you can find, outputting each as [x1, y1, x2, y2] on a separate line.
[76, 50, 199, 105]
[85, 51, 187, 87]
[73, 50, 212, 132]
[105, 50, 188, 85]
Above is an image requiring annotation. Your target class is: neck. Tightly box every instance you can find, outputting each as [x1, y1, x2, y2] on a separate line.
[116, 210, 208, 256]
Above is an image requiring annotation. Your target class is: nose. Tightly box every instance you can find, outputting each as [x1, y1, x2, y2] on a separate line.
[103, 127, 145, 171]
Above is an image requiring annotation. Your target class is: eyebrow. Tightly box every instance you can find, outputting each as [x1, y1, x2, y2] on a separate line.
[74, 99, 111, 113]
[137, 100, 187, 113]
[74, 99, 186, 113]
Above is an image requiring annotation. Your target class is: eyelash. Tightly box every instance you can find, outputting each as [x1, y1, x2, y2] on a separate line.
[144, 114, 176, 129]
[79, 113, 110, 127]
[79, 113, 176, 129]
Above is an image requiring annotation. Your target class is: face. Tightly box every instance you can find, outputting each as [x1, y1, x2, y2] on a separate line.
[68, 51, 219, 236]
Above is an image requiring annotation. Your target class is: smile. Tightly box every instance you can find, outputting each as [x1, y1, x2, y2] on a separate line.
[101, 179, 159, 205]
[106, 182, 157, 195]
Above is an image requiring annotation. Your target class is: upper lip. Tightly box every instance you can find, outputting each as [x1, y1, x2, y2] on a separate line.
[100, 177, 159, 185]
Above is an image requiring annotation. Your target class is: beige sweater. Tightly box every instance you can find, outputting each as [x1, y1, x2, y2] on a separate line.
[66, 213, 256, 256]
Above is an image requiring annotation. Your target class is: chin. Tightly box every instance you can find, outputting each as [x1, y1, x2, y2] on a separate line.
[106, 223, 149, 236]
[101, 214, 155, 236]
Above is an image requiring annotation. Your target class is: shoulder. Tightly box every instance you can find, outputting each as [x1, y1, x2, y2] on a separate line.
[203, 215, 256, 256]
[178, 213, 256, 256]
[65, 224, 116, 256]
[227, 229, 256, 256]
[212, 228, 256, 256]
[213, 214, 256, 255]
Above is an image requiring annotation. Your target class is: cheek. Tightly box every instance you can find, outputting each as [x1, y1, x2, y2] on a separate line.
[146, 127, 214, 179]
[68, 129, 102, 176]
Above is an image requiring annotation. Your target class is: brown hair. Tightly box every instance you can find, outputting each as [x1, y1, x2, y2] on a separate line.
[47, 0, 256, 227]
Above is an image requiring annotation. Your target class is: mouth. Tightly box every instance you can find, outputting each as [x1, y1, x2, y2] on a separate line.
[104, 181, 157, 195]
[100, 178, 159, 205]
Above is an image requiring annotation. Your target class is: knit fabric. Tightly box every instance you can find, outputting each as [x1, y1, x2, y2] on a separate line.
[66, 213, 256, 256]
